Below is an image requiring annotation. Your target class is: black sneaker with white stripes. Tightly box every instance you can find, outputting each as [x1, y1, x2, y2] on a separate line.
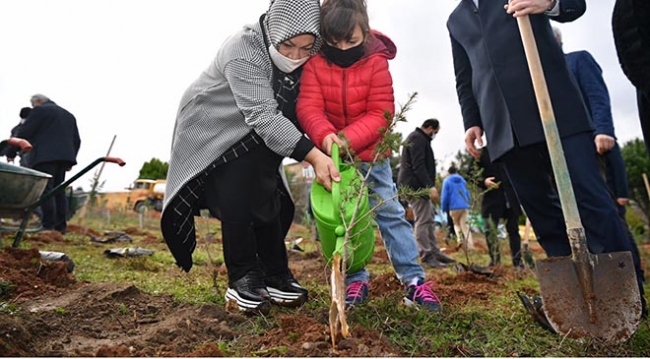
[225, 271, 272, 315]
[265, 271, 308, 307]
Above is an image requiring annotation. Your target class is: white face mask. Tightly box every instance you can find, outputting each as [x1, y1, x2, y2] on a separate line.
[268, 45, 309, 74]
[431, 133, 437, 141]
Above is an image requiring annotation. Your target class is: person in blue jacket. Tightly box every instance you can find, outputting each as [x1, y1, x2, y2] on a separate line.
[441, 165, 473, 250]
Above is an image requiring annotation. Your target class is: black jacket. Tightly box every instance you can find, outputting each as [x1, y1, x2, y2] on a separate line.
[613, 0, 650, 94]
[476, 148, 521, 220]
[398, 127, 435, 191]
[447, 0, 593, 161]
[15, 101, 81, 167]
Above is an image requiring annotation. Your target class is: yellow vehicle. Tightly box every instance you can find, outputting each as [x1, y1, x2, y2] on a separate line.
[130, 179, 166, 212]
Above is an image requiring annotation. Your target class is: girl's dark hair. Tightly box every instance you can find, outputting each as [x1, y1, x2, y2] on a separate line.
[320, 0, 369, 44]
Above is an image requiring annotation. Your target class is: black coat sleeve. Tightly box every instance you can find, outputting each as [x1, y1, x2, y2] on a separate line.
[554, 0, 586, 23]
[450, 33, 482, 131]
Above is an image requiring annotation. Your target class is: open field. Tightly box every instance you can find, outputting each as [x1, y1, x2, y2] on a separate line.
[1, 207, 649, 357]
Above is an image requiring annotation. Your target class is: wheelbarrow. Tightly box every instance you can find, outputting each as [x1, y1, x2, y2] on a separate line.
[0, 137, 126, 248]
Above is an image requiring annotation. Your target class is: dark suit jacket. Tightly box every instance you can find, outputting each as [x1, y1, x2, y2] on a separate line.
[447, 0, 593, 161]
[15, 101, 81, 167]
[398, 127, 436, 191]
[476, 147, 521, 220]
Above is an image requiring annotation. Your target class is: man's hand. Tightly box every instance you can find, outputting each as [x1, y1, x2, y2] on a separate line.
[616, 198, 629, 207]
[505, 0, 553, 17]
[429, 187, 439, 201]
[322, 133, 345, 156]
[485, 176, 499, 189]
[305, 147, 341, 191]
[594, 134, 615, 154]
[465, 126, 484, 159]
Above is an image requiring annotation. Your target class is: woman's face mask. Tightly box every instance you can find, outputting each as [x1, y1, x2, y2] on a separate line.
[269, 33, 315, 74]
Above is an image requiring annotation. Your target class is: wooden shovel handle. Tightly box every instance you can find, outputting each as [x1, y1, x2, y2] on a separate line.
[643, 173, 650, 201]
[516, 16, 584, 234]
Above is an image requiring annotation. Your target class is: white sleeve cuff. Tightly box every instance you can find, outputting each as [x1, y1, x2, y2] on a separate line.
[545, 0, 561, 16]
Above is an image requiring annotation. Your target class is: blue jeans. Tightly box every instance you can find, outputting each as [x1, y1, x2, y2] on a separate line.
[346, 160, 425, 286]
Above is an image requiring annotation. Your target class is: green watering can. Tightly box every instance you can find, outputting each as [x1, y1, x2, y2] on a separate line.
[310, 144, 375, 274]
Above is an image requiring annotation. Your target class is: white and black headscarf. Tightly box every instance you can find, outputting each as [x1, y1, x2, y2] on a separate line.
[263, 0, 321, 128]
[264, 0, 322, 52]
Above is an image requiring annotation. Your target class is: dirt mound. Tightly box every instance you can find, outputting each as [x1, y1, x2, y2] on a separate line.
[0, 247, 78, 300]
[247, 313, 399, 357]
[25, 230, 68, 245]
[433, 271, 503, 304]
[67, 224, 101, 237]
[1, 283, 245, 357]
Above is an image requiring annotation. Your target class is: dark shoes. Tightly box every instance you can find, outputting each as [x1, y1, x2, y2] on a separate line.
[265, 271, 309, 307]
[422, 252, 455, 268]
[434, 252, 456, 264]
[226, 272, 272, 315]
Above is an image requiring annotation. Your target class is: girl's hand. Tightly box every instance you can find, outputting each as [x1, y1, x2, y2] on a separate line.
[305, 147, 341, 191]
[322, 133, 345, 156]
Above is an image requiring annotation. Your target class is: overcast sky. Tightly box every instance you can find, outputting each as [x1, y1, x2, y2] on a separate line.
[0, 0, 642, 192]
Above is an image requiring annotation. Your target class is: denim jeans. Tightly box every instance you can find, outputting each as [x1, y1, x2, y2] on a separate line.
[346, 160, 425, 286]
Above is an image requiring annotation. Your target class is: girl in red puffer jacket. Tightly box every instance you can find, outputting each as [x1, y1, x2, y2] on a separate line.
[297, 0, 442, 312]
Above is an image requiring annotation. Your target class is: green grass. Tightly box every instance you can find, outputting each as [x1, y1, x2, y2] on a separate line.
[8, 207, 650, 356]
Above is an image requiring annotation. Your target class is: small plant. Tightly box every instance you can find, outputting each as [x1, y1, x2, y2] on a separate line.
[54, 307, 66, 315]
[0, 280, 15, 300]
[118, 303, 128, 315]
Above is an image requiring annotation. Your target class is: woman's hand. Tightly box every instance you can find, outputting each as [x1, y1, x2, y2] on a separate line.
[305, 147, 341, 191]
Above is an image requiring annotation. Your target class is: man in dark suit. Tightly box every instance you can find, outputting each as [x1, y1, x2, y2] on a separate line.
[398, 119, 455, 268]
[16, 94, 81, 234]
[613, 0, 650, 157]
[447, 0, 644, 295]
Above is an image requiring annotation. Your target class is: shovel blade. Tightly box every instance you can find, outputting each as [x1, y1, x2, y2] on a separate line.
[536, 251, 641, 343]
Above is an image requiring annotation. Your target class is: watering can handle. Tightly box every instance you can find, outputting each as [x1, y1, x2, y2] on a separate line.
[331, 143, 341, 221]
[103, 157, 127, 167]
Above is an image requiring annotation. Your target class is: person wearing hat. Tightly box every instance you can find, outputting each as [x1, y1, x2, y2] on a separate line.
[161, 0, 340, 315]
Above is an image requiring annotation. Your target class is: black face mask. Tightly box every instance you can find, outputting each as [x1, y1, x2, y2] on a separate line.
[322, 42, 365, 68]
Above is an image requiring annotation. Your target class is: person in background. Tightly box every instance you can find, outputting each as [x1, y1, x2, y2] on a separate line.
[554, 26, 646, 312]
[612, 0, 650, 157]
[161, 0, 340, 316]
[297, 0, 442, 311]
[14, 94, 80, 235]
[476, 147, 523, 268]
[398, 119, 456, 268]
[4, 107, 32, 167]
[441, 165, 473, 250]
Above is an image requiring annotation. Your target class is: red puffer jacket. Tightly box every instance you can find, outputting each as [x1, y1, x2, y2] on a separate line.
[297, 30, 396, 161]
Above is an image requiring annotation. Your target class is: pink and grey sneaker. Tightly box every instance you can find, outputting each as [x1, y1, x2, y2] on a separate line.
[404, 280, 442, 312]
[345, 281, 369, 308]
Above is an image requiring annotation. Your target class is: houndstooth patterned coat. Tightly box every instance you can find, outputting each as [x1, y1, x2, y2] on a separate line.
[161, 0, 321, 272]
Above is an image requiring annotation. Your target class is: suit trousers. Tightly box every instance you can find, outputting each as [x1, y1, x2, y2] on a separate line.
[501, 132, 643, 290]
[33, 161, 69, 233]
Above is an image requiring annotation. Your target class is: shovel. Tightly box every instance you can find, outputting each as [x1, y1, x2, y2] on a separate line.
[516, 15, 641, 342]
